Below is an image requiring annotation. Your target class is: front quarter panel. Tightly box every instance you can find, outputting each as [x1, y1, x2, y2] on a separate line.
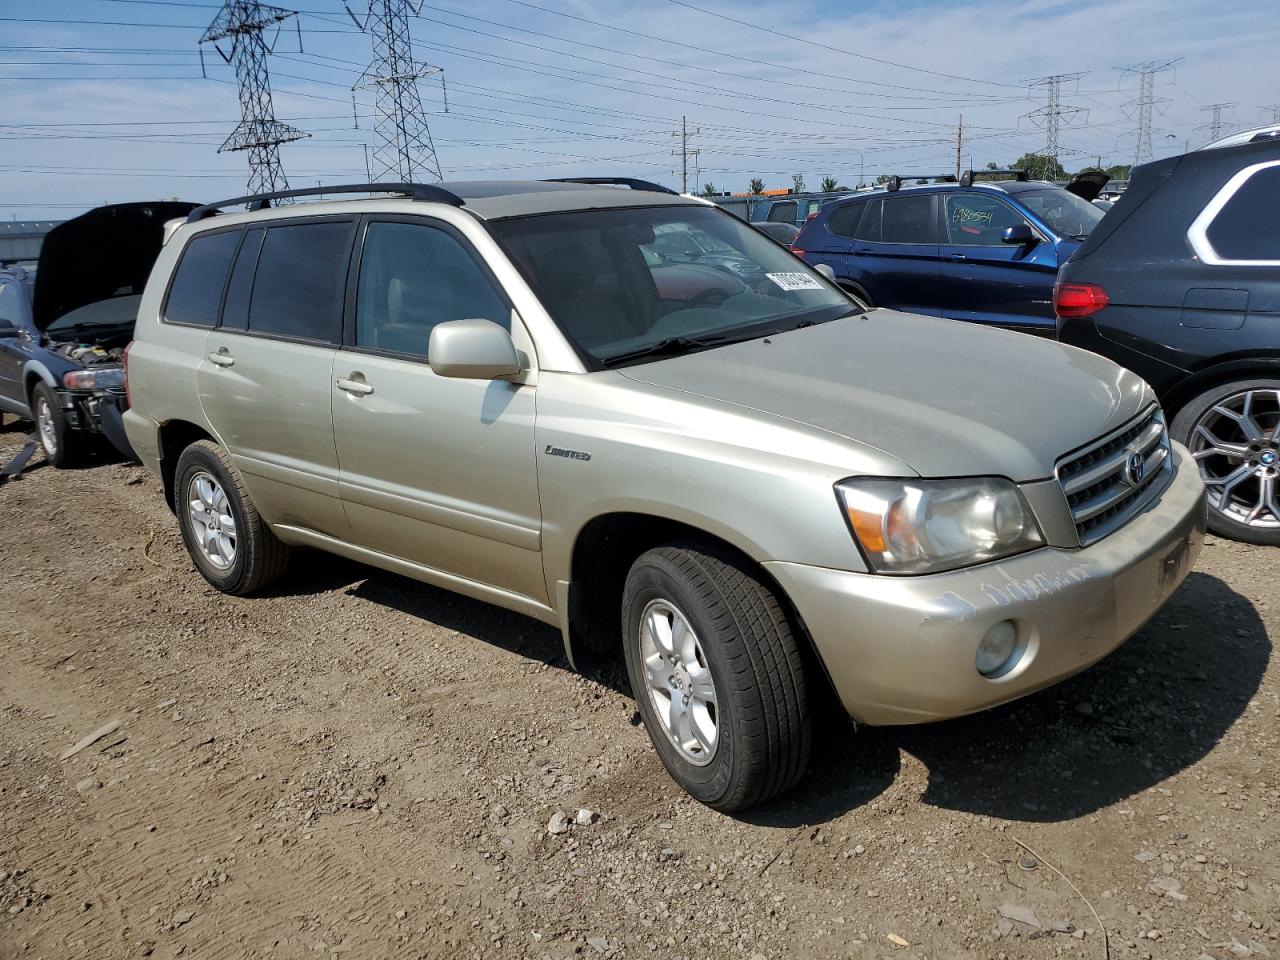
[536, 371, 919, 602]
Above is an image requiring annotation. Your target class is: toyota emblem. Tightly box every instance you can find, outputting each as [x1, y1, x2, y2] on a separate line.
[1124, 450, 1146, 487]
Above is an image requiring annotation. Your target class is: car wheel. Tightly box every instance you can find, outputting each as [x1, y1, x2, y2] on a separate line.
[174, 439, 292, 594]
[1172, 379, 1280, 545]
[840, 286, 873, 311]
[31, 382, 83, 468]
[621, 542, 811, 811]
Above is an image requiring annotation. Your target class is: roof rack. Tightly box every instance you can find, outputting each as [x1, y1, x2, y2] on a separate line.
[884, 173, 957, 193]
[543, 177, 678, 195]
[187, 182, 465, 222]
[961, 168, 1030, 186]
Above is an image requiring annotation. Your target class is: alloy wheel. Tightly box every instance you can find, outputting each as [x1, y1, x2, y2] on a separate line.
[187, 470, 238, 569]
[1189, 388, 1280, 530]
[638, 598, 719, 765]
[35, 397, 57, 455]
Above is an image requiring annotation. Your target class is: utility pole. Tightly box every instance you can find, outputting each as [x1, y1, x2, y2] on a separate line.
[1023, 73, 1086, 180]
[1117, 60, 1178, 164]
[1199, 102, 1237, 142]
[200, 0, 309, 197]
[954, 114, 964, 181]
[346, 0, 446, 182]
[672, 116, 699, 194]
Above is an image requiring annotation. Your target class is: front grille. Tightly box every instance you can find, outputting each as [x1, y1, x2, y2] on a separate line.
[1056, 406, 1172, 546]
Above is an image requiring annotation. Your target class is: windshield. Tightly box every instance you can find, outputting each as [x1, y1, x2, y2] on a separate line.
[44, 295, 141, 335]
[490, 205, 854, 367]
[1017, 188, 1105, 238]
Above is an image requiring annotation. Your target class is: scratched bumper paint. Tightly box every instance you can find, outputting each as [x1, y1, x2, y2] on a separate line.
[765, 445, 1207, 726]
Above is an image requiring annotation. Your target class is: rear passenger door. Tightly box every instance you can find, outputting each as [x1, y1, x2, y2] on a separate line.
[0, 278, 28, 409]
[848, 194, 942, 315]
[198, 217, 356, 541]
[938, 191, 1059, 332]
[331, 217, 545, 604]
[798, 201, 861, 281]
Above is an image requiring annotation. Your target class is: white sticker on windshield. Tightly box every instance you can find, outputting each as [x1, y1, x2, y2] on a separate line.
[766, 272, 823, 291]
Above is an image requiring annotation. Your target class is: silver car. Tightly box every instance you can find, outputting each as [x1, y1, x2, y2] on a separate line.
[123, 180, 1206, 811]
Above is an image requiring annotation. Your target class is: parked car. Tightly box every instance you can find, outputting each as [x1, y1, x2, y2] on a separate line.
[791, 171, 1108, 331]
[752, 191, 846, 227]
[752, 221, 801, 245]
[124, 179, 1204, 811]
[0, 201, 196, 465]
[1057, 128, 1280, 545]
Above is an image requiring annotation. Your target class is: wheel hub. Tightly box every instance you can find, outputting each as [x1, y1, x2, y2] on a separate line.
[638, 599, 719, 766]
[1189, 388, 1280, 530]
[187, 471, 237, 570]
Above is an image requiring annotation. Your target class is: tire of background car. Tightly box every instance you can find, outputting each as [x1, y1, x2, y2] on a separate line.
[174, 439, 292, 594]
[1171, 377, 1280, 546]
[620, 541, 812, 812]
[31, 382, 83, 468]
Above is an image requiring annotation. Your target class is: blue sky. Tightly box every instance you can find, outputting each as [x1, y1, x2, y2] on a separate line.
[2, 0, 1277, 219]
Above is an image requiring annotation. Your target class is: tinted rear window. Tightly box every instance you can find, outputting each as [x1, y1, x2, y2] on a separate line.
[248, 220, 354, 342]
[767, 201, 797, 223]
[854, 199, 881, 241]
[827, 203, 864, 238]
[1208, 165, 1280, 260]
[165, 229, 239, 327]
[881, 195, 936, 243]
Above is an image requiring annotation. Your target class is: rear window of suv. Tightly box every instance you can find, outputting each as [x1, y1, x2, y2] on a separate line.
[247, 220, 354, 342]
[1206, 164, 1280, 260]
[165, 229, 239, 327]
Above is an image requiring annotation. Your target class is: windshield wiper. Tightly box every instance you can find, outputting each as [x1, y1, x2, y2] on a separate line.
[600, 330, 770, 367]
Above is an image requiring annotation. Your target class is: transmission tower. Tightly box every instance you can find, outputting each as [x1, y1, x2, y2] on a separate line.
[1023, 73, 1087, 178]
[346, 1, 446, 183]
[200, 1, 309, 196]
[1199, 102, 1237, 141]
[672, 116, 700, 194]
[1117, 60, 1178, 164]
[1263, 104, 1280, 125]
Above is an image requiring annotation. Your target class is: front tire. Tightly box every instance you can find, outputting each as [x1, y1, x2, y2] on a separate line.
[621, 543, 811, 812]
[175, 439, 291, 594]
[1172, 379, 1280, 546]
[32, 383, 84, 468]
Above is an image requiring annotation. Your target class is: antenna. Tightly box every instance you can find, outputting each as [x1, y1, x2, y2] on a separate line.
[346, 1, 445, 182]
[200, 1, 309, 197]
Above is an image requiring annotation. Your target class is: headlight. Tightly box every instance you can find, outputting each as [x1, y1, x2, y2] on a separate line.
[836, 477, 1043, 574]
[63, 366, 125, 390]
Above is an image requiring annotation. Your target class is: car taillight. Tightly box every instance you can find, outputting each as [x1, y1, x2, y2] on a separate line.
[1054, 281, 1109, 319]
[123, 340, 134, 406]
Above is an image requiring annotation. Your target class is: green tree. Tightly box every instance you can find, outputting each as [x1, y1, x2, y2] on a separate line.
[874, 174, 891, 186]
[792, 173, 806, 193]
[700, 182, 718, 197]
[748, 177, 765, 195]
[985, 161, 999, 170]
[1104, 164, 1132, 180]
[819, 175, 839, 193]
[1009, 152, 1066, 180]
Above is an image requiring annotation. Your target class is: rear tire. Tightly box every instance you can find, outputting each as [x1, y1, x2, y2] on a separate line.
[840, 285, 873, 311]
[32, 383, 84, 468]
[1171, 378, 1280, 546]
[175, 439, 292, 594]
[621, 542, 811, 812]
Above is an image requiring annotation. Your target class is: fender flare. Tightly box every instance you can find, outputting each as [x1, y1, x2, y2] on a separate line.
[20, 360, 58, 412]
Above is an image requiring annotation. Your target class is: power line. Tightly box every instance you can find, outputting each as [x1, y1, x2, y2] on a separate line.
[1118, 59, 1178, 164]
[346, 1, 445, 182]
[200, 1, 309, 196]
[672, 116, 699, 193]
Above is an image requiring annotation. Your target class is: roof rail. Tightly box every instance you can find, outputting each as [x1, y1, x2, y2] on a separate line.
[187, 182, 465, 222]
[543, 177, 678, 195]
[960, 168, 1030, 186]
[884, 173, 957, 193]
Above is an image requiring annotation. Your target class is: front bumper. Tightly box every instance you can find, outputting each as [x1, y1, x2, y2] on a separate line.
[765, 443, 1206, 725]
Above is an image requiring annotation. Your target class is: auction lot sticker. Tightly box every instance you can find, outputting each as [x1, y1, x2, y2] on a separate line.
[766, 272, 824, 291]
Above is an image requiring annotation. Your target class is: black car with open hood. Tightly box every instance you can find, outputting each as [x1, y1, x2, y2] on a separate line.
[0, 201, 197, 467]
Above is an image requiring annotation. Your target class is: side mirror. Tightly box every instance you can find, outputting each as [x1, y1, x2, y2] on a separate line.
[1002, 223, 1036, 246]
[428, 319, 522, 380]
[0, 320, 18, 338]
[814, 263, 836, 281]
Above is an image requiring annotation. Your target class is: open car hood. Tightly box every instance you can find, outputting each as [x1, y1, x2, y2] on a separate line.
[32, 201, 199, 331]
[1064, 171, 1110, 202]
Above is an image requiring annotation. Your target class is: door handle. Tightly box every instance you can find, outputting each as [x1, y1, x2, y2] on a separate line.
[946, 253, 968, 262]
[207, 350, 235, 367]
[336, 377, 374, 396]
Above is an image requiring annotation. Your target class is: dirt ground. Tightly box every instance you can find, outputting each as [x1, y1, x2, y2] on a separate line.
[0, 420, 1276, 960]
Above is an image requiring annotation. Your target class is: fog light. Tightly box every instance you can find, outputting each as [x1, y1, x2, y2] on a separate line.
[976, 620, 1019, 677]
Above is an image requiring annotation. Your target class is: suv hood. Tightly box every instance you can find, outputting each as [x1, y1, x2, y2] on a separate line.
[33, 201, 198, 331]
[1065, 170, 1110, 202]
[619, 311, 1151, 481]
